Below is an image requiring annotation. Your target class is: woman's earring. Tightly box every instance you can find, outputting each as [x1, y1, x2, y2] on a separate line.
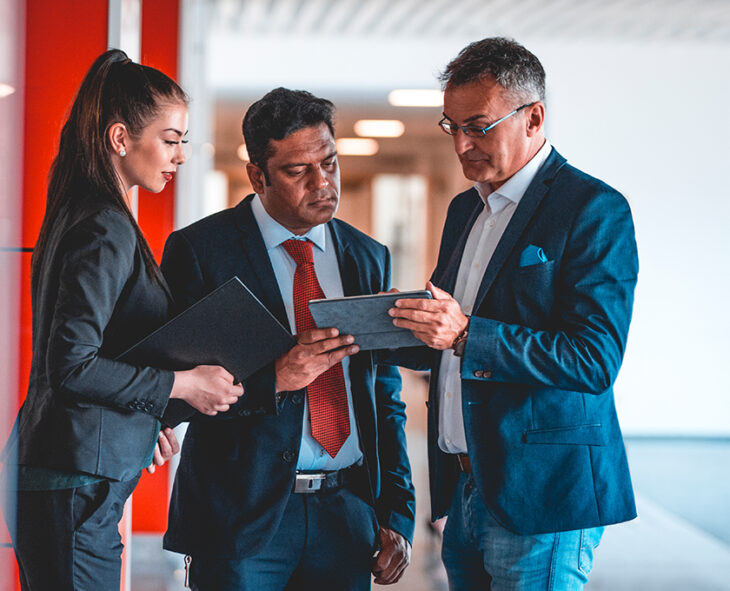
[120, 149, 127, 157]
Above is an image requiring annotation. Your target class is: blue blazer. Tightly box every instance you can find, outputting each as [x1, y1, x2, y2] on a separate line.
[398, 148, 638, 535]
[160, 195, 415, 559]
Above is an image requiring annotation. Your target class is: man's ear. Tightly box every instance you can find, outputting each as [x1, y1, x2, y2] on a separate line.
[246, 162, 266, 194]
[525, 102, 545, 137]
[108, 122, 129, 156]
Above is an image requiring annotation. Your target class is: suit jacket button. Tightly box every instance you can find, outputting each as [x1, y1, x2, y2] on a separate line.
[474, 370, 483, 378]
[275, 393, 283, 404]
[483, 371, 492, 379]
[292, 393, 303, 405]
[282, 450, 295, 463]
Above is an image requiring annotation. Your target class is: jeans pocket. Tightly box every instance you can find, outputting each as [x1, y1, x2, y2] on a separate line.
[578, 527, 604, 576]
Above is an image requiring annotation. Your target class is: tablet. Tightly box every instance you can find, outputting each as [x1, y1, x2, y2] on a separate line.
[308, 290, 432, 350]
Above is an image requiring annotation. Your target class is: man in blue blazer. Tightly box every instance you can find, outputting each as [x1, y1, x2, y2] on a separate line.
[160, 88, 415, 590]
[389, 38, 638, 589]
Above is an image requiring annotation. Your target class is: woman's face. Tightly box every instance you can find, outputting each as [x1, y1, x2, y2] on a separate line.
[116, 102, 188, 194]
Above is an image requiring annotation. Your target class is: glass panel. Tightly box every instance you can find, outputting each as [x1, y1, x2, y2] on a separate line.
[372, 174, 427, 291]
[0, 0, 24, 583]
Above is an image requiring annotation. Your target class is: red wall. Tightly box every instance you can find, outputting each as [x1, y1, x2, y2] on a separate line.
[132, 0, 182, 534]
[19, 0, 109, 412]
[10, 5, 109, 590]
[6, 4, 183, 589]
[138, 0, 181, 261]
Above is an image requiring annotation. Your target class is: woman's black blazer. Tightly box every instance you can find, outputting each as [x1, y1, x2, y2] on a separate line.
[4, 205, 174, 481]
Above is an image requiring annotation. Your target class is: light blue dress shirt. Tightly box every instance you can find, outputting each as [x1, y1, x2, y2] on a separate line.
[250, 195, 363, 470]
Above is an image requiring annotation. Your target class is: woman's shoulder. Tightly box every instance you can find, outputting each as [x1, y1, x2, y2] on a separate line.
[56, 206, 138, 273]
[63, 206, 136, 245]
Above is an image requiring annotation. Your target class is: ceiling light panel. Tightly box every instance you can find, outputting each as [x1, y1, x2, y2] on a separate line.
[354, 119, 405, 138]
[336, 138, 379, 156]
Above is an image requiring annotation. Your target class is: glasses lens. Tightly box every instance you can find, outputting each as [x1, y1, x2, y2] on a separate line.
[439, 121, 455, 135]
[464, 125, 488, 137]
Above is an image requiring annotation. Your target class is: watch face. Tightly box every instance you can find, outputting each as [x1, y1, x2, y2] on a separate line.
[454, 337, 467, 357]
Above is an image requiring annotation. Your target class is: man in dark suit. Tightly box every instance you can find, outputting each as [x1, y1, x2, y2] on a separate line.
[160, 88, 415, 590]
[388, 37, 638, 589]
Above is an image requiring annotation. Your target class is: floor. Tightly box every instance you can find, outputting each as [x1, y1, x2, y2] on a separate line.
[130, 371, 730, 590]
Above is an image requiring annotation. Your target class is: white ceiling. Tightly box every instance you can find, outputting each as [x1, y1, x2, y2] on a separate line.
[210, 0, 730, 41]
[205, 0, 730, 96]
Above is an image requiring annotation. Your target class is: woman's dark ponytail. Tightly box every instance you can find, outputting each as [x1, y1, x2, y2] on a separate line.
[32, 49, 188, 287]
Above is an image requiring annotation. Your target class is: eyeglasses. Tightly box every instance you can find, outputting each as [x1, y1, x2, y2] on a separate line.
[438, 102, 535, 137]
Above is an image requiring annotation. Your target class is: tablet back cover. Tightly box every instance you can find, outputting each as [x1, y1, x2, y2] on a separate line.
[308, 290, 431, 350]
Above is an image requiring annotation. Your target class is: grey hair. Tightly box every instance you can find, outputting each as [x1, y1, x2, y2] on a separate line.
[439, 37, 545, 103]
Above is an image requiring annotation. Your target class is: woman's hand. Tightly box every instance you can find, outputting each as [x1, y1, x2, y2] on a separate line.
[170, 365, 244, 416]
[145, 427, 180, 474]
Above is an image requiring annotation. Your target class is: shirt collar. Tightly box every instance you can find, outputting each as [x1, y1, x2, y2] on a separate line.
[250, 194, 327, 253]
[475, 140, 552, 212]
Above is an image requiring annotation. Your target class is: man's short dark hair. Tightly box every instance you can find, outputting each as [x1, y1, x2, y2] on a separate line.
[242, 87, 335, 182]
[439, 37, 545, 103]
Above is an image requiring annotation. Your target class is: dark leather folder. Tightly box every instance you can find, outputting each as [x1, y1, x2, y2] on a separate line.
[118, 276, 294, 426]
[308, 290, 432, 350]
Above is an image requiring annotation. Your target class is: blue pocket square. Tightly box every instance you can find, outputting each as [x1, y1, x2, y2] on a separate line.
[519, 244, 549, 267]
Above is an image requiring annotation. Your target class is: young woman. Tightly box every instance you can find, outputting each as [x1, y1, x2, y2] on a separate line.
[1, 49, 243, 590]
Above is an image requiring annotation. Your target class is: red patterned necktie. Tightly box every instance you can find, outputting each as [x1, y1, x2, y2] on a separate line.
[282, 239, 350, 458]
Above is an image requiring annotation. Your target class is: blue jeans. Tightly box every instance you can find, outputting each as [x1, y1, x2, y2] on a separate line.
[442, 473, 603, 591]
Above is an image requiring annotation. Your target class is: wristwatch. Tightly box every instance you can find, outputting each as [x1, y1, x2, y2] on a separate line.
[451, 317, 470, 357]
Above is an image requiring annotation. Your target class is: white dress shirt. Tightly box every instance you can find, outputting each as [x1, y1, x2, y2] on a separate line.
[437, 141, 552, 454]
[251, 195, 363, 470]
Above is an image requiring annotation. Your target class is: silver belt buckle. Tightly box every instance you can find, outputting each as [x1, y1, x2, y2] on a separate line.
[294, 472, 326, 493]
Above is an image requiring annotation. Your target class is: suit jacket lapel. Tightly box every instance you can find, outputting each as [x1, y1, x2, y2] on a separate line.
[328, 218, 377, 481]
[472, 148, 567, 309]
[434, 191, 484, 293]
[328, 220, 363, 297]
[233, 196, 290, 330]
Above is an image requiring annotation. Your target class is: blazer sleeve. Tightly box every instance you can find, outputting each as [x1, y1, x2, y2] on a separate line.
[461, 188, 639, 394]
[46, 209, 174, 416]
[373, 247, 416, 543]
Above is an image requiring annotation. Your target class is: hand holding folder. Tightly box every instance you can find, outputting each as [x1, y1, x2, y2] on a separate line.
[118, 277, 295, 426]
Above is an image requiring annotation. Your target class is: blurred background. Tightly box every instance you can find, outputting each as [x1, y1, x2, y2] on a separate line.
[1, 0, 729, 589]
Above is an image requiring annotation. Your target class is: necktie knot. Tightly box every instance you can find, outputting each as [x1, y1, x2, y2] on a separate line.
[282, 239, 314, 266]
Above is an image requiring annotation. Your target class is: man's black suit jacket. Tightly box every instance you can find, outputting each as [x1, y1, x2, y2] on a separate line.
[160, 195, 416, 559]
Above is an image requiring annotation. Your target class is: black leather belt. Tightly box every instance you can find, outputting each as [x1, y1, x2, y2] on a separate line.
[292, 464, 359, 494]
[455, 453, 472, 473]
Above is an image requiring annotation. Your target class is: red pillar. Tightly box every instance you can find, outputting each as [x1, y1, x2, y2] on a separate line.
[131, 0, 182, 535]
[3, 2, 108, 589]
[5, 1, 185, 588]
[138, 0, 181, 262]
[19, 0, 109, 413]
